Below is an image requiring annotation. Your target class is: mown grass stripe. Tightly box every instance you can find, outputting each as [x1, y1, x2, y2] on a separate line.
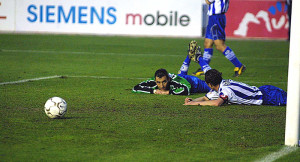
[0, 75, 286, 86]
[1, 49, 288, 60]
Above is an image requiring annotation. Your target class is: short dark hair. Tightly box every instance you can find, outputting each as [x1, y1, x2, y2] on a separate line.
[154, 68, 169, 80]
[205, 69, 223, 86]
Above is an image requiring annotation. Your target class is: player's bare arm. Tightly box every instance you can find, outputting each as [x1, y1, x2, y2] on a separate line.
[184, 97, 224, 106]
[205, 0, 213, 5]
[185, 96, 209, 104]
[193, 96, 209, 102]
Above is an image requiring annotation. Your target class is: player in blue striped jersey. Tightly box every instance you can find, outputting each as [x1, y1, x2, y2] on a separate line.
[193, 0, 246, 77]
[184, 69, 287, 106]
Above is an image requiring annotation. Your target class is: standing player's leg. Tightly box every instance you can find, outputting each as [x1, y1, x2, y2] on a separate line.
[193, 15, 215, 76]
[203, 38, 214, 64]
[213, 14, 246, 77]
[214, 39, 246, 77]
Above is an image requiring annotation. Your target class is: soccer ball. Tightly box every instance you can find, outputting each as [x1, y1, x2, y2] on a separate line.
[44, 97, 67, 119]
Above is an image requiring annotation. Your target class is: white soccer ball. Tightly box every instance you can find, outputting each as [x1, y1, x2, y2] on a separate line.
[44, 97, 67, 119]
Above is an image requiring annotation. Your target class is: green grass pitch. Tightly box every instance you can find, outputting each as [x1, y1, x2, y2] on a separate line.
[0, 34, 299, 161]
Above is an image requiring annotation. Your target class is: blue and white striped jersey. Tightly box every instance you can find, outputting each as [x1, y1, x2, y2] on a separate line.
[217, 79, 263, 105]
[207, 0, 230, 16]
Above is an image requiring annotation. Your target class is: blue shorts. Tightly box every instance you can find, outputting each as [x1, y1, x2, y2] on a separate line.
[205, 14, 226, 40]
[259, 85, 287, 106]
[178, 74, 210, 93]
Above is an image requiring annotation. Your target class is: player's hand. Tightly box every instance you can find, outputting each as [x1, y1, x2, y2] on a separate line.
[185, 98, 193, 104]
[155, 89, 169, 95]
[183, 101, 200, 106]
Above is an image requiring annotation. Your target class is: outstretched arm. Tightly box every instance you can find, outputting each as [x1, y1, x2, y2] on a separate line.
[132, 80, 170, 95]
[132, 80, 156, 94]
[185, 89, 219, 103]
[184, 97, 224, 106]
[185, 96, 209, 104]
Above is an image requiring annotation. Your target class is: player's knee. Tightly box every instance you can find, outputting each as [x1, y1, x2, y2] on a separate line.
[214, 40, 226, 51]
[215, 44, 226, 52]
[204, 40, 213, 48]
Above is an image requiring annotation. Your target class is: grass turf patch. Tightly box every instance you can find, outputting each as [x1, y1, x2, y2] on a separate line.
[1, 33, 298, 161]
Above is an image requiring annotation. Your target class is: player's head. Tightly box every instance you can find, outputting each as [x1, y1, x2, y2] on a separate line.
[154, 68, 170, 90]
[205, 69, 222, 88]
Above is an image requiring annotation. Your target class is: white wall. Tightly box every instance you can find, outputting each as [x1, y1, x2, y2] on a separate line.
[0, 0, 15, 31]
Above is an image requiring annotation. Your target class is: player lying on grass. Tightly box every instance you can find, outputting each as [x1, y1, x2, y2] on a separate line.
[184, 69, 287, 106]
[132, 50, 212, 95]
[132, 67, 210, 95]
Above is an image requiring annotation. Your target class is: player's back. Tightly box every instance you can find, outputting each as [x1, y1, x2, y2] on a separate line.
[207, 0, 230, 16]
[219, 79, 263, 105]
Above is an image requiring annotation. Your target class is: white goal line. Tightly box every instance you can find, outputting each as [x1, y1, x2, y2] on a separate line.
[0, 76, 61, 85]
[0, 75, 287, 86]
[0, 75, 147, 85]
[255, 146, 298, 162]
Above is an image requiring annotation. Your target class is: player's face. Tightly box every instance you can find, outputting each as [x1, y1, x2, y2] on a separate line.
[155, 76, 169, 90]
[207, 83, 218, 91]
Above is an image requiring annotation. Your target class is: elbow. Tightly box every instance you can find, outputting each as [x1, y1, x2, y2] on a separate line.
[211, 103, 221, 106]
[132, 86, 140, 93]
[133, 85, 139, 91]
[217, 101, 224, 106]
[215, 103, 222, 106]
[212, 101, 223, 107]
[212, 99, 224, 106]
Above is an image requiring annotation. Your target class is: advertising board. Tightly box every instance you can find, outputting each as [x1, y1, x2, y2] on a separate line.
[0, 0, 15, 31]
[226, 0, 289, 39]
[15, 0, 202, 37]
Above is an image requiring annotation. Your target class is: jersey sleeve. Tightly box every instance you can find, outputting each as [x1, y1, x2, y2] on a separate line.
[205, 90, 219, 100]
[219, 87, 232, 103]
[169, 75, 191, 95]
[169, 85, 190, 95]
[132, 79, 157, 94]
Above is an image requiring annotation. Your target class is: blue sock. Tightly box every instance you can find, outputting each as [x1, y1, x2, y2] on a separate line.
[223, 47, 243, 68]
[198, 57, 212, 73]
[179, 55, 191, 75]
[203, 48, 213, 64]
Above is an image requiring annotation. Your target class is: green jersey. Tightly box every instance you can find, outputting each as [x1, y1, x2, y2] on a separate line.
[132, 73, 191, 95]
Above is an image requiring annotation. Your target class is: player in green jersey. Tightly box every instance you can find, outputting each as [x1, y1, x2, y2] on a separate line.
[132, 44, 211, 95]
